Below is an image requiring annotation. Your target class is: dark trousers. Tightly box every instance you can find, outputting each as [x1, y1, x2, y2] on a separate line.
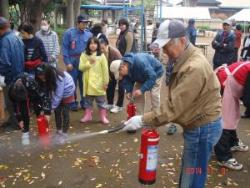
[214, 129, 239, 162]
[54, 103, 70, 133]
[14, 101, 30, 133]
[13, 101, 42, 133]
[106, 78, 124, 107]
[233, 48, 239, 62]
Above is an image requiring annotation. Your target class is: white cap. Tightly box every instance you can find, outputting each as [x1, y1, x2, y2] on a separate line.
[110, 60, 122, 80]
[153, 19, 186, 48]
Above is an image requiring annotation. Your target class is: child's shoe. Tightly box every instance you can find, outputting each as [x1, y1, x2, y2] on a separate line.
[231, 140, 249, 152]
[99, 109, 110, 124]
[22, 132, 30, 145]
[58, 133, 68, 145]
[80, 108, 93, 123]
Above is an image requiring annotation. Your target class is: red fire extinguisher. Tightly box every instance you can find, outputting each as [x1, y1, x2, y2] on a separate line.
[37, 114, 50, 146]
[138, 128, 160, 185]
[127, 97, 137, 133]
[37, 114, 49, 136]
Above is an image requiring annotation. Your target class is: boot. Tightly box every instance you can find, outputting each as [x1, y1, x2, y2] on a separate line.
[99, 108, 110, 124]
[22, 132, 30, 145]
[80, 108, 92, 123]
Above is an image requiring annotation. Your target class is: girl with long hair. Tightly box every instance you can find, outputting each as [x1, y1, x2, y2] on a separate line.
[35, 64, 75, 144]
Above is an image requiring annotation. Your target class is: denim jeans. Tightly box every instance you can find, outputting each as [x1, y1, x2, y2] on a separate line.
[179, 118, 222, 188]
[84, 95, 106, 109]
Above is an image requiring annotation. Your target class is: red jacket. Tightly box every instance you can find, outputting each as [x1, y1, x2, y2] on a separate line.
[216, 61, 250, 88]
[234, 30, 242, 48]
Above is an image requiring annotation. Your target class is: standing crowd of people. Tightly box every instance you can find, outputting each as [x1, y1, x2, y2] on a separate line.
[0, 13, 250, 188]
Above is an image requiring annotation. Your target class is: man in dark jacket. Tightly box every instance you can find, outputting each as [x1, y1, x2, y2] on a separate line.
[212, 20, 235, 69]
[186, 18, 197, 45]
[0, 17, 25, 130]
[110, 53, 164, 114]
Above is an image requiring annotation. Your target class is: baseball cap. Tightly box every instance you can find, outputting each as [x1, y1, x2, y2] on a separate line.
[77, 14, 89, 23]
[223, 20, 231, 26]
[110, 60, 122, 80]
[0, 17, 8, 29]
[152, 19, 186, 48]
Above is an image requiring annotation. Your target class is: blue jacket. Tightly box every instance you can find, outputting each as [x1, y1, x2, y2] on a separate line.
[186, 25, 197, 45]
[52, 71, 75, 109]
[0, 30, 24, 84]
[62, 28, 92, 66]
[122, 53, 164, 93]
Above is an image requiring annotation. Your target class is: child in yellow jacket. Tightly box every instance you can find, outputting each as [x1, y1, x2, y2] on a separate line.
[79, 37, 109, 124]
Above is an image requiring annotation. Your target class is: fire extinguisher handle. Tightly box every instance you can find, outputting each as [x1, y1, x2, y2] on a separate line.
[107, 123, 125, 133]
[130, 96, 135, 103]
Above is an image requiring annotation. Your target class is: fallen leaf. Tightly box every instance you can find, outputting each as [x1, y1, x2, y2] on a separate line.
[41, 172, 45, 179]
[134, 138, 138, 143]
[96, 183, 103, 188]
[105, 148, 111, 153]
[168, 163, 174, 167]
[48, 154, 53, 160]
[0, 165, 8, 170]
[40, 155, 46, 160]
[29, 180, 34, 184]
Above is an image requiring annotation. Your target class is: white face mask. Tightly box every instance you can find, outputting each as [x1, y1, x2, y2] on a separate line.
[41, 25, 49, 31]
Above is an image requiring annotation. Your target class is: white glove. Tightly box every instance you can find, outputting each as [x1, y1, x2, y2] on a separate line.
[123, 115, 144, 131]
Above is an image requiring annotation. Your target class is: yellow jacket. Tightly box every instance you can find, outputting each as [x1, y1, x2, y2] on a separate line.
[79, 52, 109, 96]
[142, 44, 221, 129]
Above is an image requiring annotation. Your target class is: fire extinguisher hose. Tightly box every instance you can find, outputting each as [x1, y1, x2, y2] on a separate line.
[98, 123, 125, 134]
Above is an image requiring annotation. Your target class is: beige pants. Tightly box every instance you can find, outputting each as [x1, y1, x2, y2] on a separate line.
[133, 76, 163, 114]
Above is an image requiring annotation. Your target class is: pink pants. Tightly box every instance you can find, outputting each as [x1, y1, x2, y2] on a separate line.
[222, 75, 243, 130]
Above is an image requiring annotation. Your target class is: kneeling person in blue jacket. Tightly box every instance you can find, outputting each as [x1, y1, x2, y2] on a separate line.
[110, 53, 164, 114]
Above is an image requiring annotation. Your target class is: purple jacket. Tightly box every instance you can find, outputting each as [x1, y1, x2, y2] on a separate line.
[52, 71, 75, 109]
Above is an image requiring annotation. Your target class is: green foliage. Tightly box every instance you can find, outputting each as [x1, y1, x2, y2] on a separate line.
[55, 26, 67, 44]
[197, 25, 210, 30]
[132, 0, 156, 8]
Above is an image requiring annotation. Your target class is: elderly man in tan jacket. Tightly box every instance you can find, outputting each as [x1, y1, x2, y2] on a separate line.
[122, 20, 222, 188]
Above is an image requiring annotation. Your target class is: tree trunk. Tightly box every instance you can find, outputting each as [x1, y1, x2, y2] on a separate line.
[74, 0, 81, 23]
[0, 0, 9, 18]
[66, 0, 74, 28]
[18, 0, 50, 32]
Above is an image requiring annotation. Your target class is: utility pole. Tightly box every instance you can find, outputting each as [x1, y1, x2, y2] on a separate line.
[141, 0, 147, 51]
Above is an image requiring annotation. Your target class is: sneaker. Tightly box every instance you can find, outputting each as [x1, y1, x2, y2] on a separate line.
[22, 132, 30, 145]
[166, 124, 177, 135]
[55, 132, 68, 145]
[110, 106, 123, 113]
[231, 140, 249, 152]
[218, 158, 243, 170]
[241, 113, 250, 118]
[105, 104, 114, 111]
